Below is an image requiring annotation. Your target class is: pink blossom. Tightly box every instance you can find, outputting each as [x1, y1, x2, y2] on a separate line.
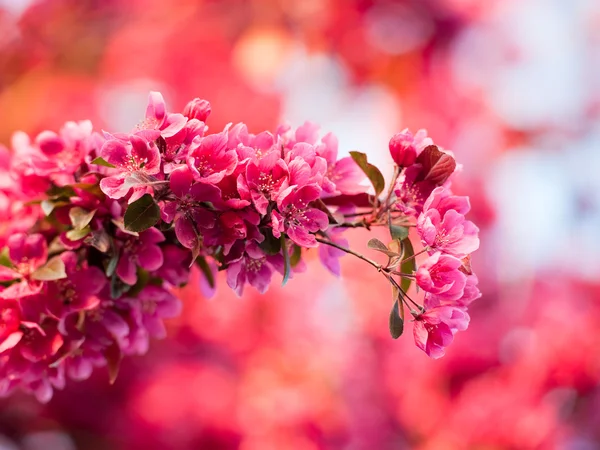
[155, 245, 193, 287]
[99, 134, 161, 200]
[423, 186, 471, 216]
[285, 143, 328, 188]
[226, 242, 284, 296]
[163, 166, 219, 252]
[137, 91, 187, 138]
[413, 306, 469, 359]
[125, 286, 182, 340]
[318, 229, 348, 276]
[30, 121, 93, 177]
[116, 228, 165, 285]
[186, 130, 238, 184]
[314, 132, 367, 196]
[215, 174, 252, 210]
[203, 209, 263, 255]
[160, 118, 207, 174]
[243, 151, 289, 214]
[394, 165, 437, 217]
[389, 129, 418, 167]
[416, 252, 467, 301]
[182, 98, 211, 122]
[272, 185, 329, 248]
[417, 208, 480, 259]
[0, 299, 24, 354]
[0, 233, 48, 299]
[44, 252, 106, 319]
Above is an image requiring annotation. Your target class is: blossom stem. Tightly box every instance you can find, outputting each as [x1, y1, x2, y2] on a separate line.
[402, 247, 429, 264]
[315, 237, 383, 272]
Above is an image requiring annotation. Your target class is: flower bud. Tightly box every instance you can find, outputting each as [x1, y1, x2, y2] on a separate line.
[183, 98, 211, 122]
[389, 130, 417, 167]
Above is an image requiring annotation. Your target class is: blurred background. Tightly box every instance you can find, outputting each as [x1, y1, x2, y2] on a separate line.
[1, 0, 599, 449]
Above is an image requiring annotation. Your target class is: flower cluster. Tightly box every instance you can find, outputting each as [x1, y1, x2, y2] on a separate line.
[0, 92, 479, 401]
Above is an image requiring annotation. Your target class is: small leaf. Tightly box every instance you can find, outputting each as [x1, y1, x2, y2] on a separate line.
[290, 244, 302, 268]
[389, 299, 404, 339]
[392, 284, 406, 322]
[31, 256, 67, 281]
[110, 274, 131, 299]
[259, 228, 281, 255]
[71, 182, 105, 199]
[281, 237, 291, 286]
[349, 151, 385, 196]
[124, 194, 160, 232]
[106, 253, 119, 277]
[41, 199, 69, 216]
[127, 268, 150, 297]
[85, 229, 111, 253]
[390, 224, 409, 241]
[368, 238, 399, 257]
[65, 226, 92, 241]
[46, 185, 76, 199]
[91, 156, 116, 168]
[69, 207, 96, 230]
[0, 247, 12, 268]
[196, 256, 215, 289]
[416, 145, 456, 185]
[400, 238, 416, 293]
[103, 340, 122, 385]
[386, 240, 404, 270]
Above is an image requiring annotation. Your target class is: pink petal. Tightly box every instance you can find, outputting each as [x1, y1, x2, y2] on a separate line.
[170, 166, 194, 198]
[146, 91, 166, 123]
[138, 244, 164, 272]
[100, 175, 131, 199]
[101, 139, 130, 168]
[116, 256, 137, 285]
[0, 331, 23, 353]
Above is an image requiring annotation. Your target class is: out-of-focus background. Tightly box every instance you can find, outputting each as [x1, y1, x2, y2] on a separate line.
[1, 0, 600, 449]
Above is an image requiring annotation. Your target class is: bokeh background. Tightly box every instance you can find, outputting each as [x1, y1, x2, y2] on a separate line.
[1, 0, 599, 449]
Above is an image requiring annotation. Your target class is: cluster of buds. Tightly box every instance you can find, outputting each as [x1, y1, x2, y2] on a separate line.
[0, 92, 479, 402]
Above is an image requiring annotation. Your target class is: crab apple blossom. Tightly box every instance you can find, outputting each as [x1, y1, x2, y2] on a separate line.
[413, 306, 470, 359]
[389, 129, 418, 167]
[0, 91, 480, 401]
[99, 134, 161, 201]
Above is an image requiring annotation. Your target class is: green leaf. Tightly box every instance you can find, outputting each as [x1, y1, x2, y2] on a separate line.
[106, 235, 120, 277]
[281, 237, 291, 286]
[110, 274, 131, 299]
[65, 226, 92, 241]
[389, 299, 404, 339]
[196, 256, 215, 289]
[400, 238, 415, 293]
[259, 228, 281, 255]
[349, 151, 385, 196]
[46, 185, 76, 199]
[124, 194, 160, 232]
[31, 256, 67, 281]
[390, 224, 409, 241]
[91, 156, 116, 168]
[127, 268, 150, 297]
[0, 247, 12, 268]
[71, 182, 105, 199]
[290, 244, 302, 268]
